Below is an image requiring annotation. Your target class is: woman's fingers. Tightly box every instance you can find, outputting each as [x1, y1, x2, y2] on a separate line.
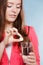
[8, 32, 23, 43]
[27, 52, 36, 62]
[5, 27, 23, 43]
[12, 27, 18, 32]
[10, 27, 23, 42]
[12, 32, 23, 42]
[26, 62, 37, 65]
[22, 55, 28, 63]
[5, 28, 13, 36]
[28, 52, 36, 59]
[5, 27, 18, 34]
[13, 32, 23, 42]
[26, 56, 36, 63]
[22, 52, 36, 65]
[9, 27, 18, 34]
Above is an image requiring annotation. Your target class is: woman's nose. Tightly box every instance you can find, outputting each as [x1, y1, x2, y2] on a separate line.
[12, 6, 17, 13]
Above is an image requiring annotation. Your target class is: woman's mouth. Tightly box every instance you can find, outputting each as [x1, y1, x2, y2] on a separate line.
[9, 15, 16, 18]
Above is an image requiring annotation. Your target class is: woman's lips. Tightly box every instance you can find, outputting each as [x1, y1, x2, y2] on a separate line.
[9, 15, 16, 18]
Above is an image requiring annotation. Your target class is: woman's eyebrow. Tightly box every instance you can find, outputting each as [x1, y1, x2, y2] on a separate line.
[7, 2, 21, 5]
[7, 2, 14, 4]
[17, 3, 21, 5]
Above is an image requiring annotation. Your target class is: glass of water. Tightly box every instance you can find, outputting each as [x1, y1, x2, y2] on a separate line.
[21, 41, 33, 55]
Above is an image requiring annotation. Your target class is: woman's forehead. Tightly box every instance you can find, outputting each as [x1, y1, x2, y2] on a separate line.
[7, 0, 21, 4]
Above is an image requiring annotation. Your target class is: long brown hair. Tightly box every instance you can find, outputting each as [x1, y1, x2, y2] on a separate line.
[0, 0, 7, 41]
[0, 0, 29, 42]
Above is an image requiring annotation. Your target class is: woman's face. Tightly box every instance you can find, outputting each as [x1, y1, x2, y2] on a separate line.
[5, 0, 21, 23]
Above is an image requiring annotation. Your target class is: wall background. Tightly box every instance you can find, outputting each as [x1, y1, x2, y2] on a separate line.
[23, 0, 43, 65]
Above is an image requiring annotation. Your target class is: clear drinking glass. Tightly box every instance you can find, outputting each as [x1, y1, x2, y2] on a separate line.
[21, 41, 33, 55]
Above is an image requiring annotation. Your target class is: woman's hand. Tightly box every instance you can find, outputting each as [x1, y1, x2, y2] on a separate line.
[22, 52, 37, 65]
[4, 27, 13, 46]
[5, 27, 23, 45]
[8, 27, 23, 43]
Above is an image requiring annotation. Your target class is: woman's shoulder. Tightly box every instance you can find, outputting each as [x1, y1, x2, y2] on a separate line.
[24, 25, 38, 41]
[24, 25, 34, 29]
[24, 25, 35, 33]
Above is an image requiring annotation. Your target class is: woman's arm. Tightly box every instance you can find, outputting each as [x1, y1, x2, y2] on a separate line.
[0, 41, 5, 60]
[0, 29, 12, 61]
[22, 26, 40, 65]
[0, 33, 10, 61]
[29, 26, 40, 65]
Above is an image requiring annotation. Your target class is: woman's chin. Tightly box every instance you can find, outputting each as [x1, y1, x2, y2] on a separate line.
[7, 18, 16, 23]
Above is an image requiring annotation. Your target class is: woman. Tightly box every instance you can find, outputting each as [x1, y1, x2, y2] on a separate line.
[0, 0, 40, 65]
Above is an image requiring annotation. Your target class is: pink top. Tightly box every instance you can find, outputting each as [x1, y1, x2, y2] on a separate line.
[0, 26, 40, 65]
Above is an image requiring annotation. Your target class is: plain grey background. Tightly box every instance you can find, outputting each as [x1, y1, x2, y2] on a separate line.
[23, 0, 43, 65]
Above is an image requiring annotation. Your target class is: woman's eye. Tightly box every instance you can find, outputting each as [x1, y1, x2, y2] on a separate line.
[17, 7, 20, 8]
[17, 5, 21, 9]
[7, 5, 12, 8]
